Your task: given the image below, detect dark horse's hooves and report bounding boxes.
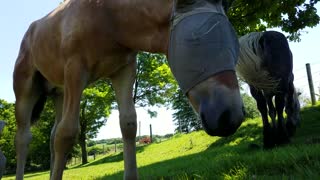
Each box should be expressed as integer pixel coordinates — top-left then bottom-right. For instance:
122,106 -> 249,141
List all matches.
286,121 -> 297,137
263,126 -> 276,149
275,126 -> 291,146
263,124 -> 292,149
248,143 -> 261,150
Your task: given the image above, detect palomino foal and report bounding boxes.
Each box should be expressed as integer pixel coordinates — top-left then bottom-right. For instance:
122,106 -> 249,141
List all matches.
13,0 -> 243,179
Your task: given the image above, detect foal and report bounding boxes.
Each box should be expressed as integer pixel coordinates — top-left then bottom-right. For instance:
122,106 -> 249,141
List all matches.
13,0 -> 243,179
237,31 -> 301,148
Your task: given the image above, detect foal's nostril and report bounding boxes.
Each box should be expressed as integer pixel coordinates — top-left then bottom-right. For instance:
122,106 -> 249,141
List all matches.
200,111 -> 206,123
219,110 -> 231,126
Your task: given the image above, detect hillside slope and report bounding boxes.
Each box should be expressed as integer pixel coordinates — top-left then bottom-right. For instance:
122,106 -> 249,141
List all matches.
4,103 -> 320,180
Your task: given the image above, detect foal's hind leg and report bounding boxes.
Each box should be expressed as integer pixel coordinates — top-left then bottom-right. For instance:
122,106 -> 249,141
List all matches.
250,86 -> 275,148
13,70 -> 44,180
111,60 -> 137,180
51,59 -> 88,180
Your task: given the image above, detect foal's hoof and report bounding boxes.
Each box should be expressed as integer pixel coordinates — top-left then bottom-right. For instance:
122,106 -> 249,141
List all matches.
275,126 -> 291,146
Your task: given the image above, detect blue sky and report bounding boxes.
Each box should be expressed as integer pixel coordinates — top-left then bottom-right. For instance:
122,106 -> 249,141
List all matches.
0,1 -> 319,139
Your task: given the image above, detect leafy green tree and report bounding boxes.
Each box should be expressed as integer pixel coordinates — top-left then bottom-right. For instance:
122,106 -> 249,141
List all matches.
134,52 -> 178,111
78,80 -> 114,164
0,99 -> 16,172
171,89 -> 201,133
241,93 -> 260,119
226,0 -> 320,41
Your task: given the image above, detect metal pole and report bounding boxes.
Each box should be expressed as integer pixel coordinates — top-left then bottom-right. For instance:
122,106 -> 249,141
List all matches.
306,63 -> 316,105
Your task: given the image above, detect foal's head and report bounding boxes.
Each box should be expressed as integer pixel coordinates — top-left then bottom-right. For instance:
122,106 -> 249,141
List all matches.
187,70 -> 244,137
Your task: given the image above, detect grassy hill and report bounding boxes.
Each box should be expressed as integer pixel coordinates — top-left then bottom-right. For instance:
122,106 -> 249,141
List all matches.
4,103 -> 320,179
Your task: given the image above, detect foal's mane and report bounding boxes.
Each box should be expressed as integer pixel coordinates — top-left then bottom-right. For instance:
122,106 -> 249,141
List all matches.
236,32 -> 280,93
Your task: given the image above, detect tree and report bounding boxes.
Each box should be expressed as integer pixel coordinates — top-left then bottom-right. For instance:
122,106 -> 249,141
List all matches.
78,80 -> 114,164
241,93 -> 260,119
134,52 -> 178,106
0,99 -> 56,172
133,52 -> 178,116
226,0 -> 320,41
0,99 -> 16,172
171,89 -> 201,133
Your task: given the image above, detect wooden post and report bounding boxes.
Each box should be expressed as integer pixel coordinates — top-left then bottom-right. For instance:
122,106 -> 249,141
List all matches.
149,124 -> 153,143
114,142 -> 117,152
306,63 -> 316,105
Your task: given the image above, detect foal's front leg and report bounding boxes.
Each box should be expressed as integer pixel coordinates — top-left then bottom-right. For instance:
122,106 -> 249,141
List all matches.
51,59 -> 88,180
111,60 -> 138,180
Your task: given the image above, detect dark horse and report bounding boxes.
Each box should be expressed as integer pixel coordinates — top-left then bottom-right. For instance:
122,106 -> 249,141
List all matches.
13,0 -> 243,179
237,31 -> 301,148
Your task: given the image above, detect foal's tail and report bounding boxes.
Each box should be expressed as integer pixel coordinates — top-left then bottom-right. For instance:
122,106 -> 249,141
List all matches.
30,72 -> 48,124
31,93 -> 47,124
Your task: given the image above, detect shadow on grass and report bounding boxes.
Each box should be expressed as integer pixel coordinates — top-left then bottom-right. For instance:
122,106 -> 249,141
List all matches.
15,171 -> 49,179
93,144 -> 263,180
208,121 -> 262,150
94,105 -> 320,179
93,122 -> 264,179
293,105 -> 320,144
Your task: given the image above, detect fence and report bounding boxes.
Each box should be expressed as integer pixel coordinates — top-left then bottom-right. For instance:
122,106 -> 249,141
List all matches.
293,61 -> 320,105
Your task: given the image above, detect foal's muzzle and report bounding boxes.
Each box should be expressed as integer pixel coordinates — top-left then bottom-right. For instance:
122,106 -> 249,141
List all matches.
200,98 -> 244,137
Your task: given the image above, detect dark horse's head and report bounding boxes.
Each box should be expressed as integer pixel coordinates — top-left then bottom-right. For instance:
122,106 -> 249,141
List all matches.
169,0 -> 244,137
285,86 -> 301,136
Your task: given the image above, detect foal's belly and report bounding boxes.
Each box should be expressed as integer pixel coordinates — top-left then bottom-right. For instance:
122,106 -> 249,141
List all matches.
33,47 -> 135,88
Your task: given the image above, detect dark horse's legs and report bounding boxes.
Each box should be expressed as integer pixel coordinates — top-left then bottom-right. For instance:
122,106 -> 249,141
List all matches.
250,86 -> 275,148
275,93 -> 290,145
266,95 -> 276,127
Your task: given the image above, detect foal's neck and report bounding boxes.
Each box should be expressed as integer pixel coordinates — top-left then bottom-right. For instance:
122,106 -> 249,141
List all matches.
108,0 -> 174,53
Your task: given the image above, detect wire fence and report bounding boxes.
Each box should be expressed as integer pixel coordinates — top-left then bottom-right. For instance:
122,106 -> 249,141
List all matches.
293,62 -> 320,101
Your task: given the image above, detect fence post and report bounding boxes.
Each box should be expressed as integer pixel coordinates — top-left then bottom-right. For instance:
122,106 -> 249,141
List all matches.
149,124 -> 153,143
306,63 -> 316,105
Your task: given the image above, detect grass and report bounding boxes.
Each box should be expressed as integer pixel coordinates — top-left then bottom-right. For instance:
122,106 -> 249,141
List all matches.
3,103 -> 320,179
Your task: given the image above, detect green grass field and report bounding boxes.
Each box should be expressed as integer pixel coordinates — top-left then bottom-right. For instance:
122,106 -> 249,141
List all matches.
4,103 -> 320,179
